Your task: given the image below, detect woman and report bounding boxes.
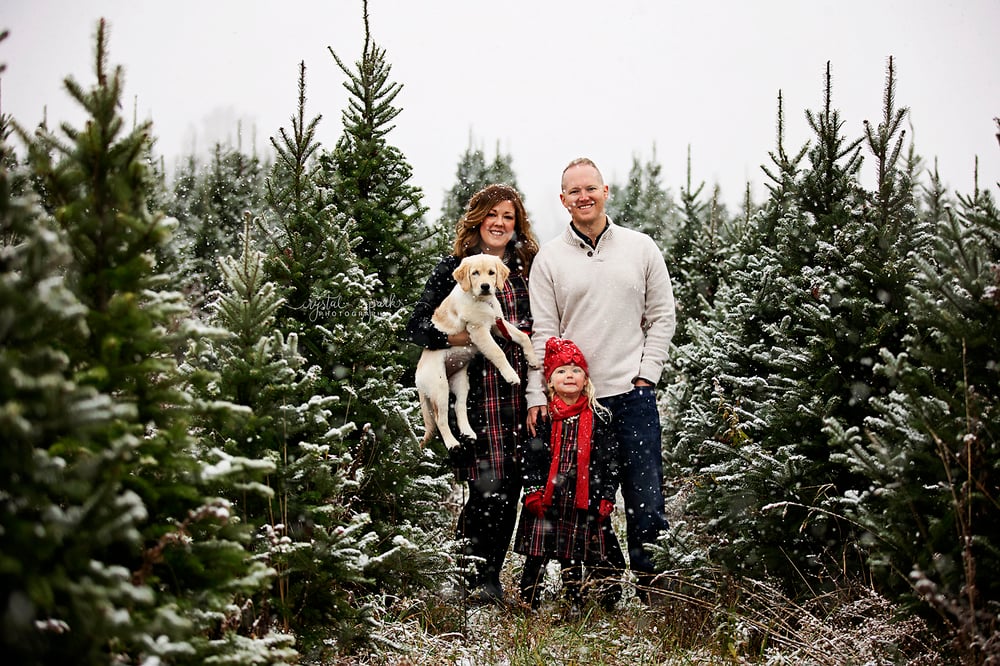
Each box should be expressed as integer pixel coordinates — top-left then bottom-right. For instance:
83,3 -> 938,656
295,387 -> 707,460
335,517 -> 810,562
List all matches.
404,184 -> 539,604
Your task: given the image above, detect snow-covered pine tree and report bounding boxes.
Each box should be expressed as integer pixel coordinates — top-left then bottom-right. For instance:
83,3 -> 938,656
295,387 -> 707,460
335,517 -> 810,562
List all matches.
186,213 -> 377,651
437,142 -> 490,235
839,155 -> 999,657
661,88 -> 805,577
920,159 -> 949,233
168,139 -> 267,306
165,154 -> 201,286
485,142 -> 520,191
436,140 -> 523,257
669,148 -> 740,346
607,147 -> 676,251
321,2 -> 433,305
262,59 -> 454,652
440,141 -> 523,223
142,132 -> 173,221
655,153 -> 744,456
2,95 -> 121,665
664,61 -> 923,596
12,21 -> 294,664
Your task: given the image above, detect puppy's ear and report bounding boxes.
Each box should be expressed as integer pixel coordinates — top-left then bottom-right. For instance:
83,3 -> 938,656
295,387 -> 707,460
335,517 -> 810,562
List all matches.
453,261 -> 471,291
495,259 -> 510,288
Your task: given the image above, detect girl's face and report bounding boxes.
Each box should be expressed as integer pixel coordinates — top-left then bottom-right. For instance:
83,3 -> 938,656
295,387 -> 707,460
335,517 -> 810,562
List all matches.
549,364 -> 586,402
478,200 -> 517,256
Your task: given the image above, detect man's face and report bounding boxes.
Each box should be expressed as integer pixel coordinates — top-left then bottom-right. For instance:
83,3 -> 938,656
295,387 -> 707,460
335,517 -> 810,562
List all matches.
560,164 -> 609,227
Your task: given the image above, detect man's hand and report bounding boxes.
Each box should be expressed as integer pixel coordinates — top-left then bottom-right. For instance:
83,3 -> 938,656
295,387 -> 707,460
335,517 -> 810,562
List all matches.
527,405 -> 549,436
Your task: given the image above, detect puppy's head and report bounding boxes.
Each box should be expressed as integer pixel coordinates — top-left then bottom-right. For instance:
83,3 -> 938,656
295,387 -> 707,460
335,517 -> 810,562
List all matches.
453,254 -> 510,297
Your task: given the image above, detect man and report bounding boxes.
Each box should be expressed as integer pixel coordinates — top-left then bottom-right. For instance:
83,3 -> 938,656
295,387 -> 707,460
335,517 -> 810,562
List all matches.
526,157 -> 676,601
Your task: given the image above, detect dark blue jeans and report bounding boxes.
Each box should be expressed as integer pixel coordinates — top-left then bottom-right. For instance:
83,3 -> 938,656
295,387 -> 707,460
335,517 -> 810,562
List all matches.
601,385 -> 669,574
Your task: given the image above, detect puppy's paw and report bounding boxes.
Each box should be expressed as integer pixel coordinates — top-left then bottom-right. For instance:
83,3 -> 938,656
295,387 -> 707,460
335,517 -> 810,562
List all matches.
459,426 -> 477,440
502,372 -> 522,385
523,352 -> 541,370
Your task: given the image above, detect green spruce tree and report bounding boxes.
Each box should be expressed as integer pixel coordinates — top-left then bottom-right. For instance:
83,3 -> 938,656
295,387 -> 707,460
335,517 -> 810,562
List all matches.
1,90 -> 122,665
321,2 -> 432,304
664,61 -> 923,596
11,21 -> 293,664
669,148 -> 739,344
262,59 -> 454,655
607,147 -> 675,249
437,140 -> 489,233
169,138 -> 267,304
840,157 -> 999,660
485,141 -> 519,189
186,213 -> 378,651
436,139 -> 523,254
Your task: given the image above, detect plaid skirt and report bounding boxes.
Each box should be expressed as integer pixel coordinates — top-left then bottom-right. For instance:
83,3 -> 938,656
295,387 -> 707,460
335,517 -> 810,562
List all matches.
514,498 -> 621,564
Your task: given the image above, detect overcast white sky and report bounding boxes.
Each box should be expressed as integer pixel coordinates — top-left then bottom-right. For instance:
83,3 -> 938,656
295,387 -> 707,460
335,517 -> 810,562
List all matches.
4,0 -> 998,241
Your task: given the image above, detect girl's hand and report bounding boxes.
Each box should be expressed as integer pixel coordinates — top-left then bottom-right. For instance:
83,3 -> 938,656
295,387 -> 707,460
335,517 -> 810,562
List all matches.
524,490 -> 546,518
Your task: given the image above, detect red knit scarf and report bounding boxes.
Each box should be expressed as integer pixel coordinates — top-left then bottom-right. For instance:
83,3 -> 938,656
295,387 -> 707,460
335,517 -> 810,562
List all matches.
541,395 -> 592,510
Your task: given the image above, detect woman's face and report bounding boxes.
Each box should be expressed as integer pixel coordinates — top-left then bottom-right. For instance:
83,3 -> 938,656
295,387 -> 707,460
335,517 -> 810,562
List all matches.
477,200 -> 517,256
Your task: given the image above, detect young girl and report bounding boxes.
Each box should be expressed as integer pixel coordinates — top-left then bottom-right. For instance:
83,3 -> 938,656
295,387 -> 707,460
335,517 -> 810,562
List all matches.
513,337 -> 626,611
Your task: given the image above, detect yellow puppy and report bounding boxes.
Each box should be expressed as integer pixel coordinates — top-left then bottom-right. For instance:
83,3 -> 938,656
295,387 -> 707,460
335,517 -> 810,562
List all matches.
415,254 -> 540,450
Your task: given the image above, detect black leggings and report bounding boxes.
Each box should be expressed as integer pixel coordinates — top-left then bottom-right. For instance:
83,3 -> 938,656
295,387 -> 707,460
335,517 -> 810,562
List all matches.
457,473 -> 521,589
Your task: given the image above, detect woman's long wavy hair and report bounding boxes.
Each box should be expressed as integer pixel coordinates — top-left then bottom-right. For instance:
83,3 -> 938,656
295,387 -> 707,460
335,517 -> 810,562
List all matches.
453,184 -> 539,277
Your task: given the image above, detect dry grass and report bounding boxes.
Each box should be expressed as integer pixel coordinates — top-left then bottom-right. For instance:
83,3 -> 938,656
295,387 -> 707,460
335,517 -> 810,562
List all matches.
296,484 -> 957,665
306,557 -> 947,666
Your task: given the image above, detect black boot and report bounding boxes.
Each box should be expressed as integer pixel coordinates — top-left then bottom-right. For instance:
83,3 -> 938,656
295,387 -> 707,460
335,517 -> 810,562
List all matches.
561,560 -> 584,606
587,561 -> 623,611
519,556 -> 545,610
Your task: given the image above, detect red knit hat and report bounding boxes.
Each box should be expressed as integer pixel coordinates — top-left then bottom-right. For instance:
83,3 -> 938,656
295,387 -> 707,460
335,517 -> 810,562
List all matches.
543,337 -> 589,381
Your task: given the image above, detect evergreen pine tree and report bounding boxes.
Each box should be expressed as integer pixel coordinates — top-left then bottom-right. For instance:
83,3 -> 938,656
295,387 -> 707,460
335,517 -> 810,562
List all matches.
668,148 -> 739,345
164,154 -> 202,292
186,213 -> 377,649
663,91 -> 809,568
11,21 -> 293,664
1,90 -> 119,665
840,156 -> 999,657
664,61 -> 923,596
169,139 -> 267,304
437,141 -> 489,232
436,139 -> 522,254
485,141 -> 519,188
321,2 -> 433,304
607,147 -> 675,249
262,60 -> 454,652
